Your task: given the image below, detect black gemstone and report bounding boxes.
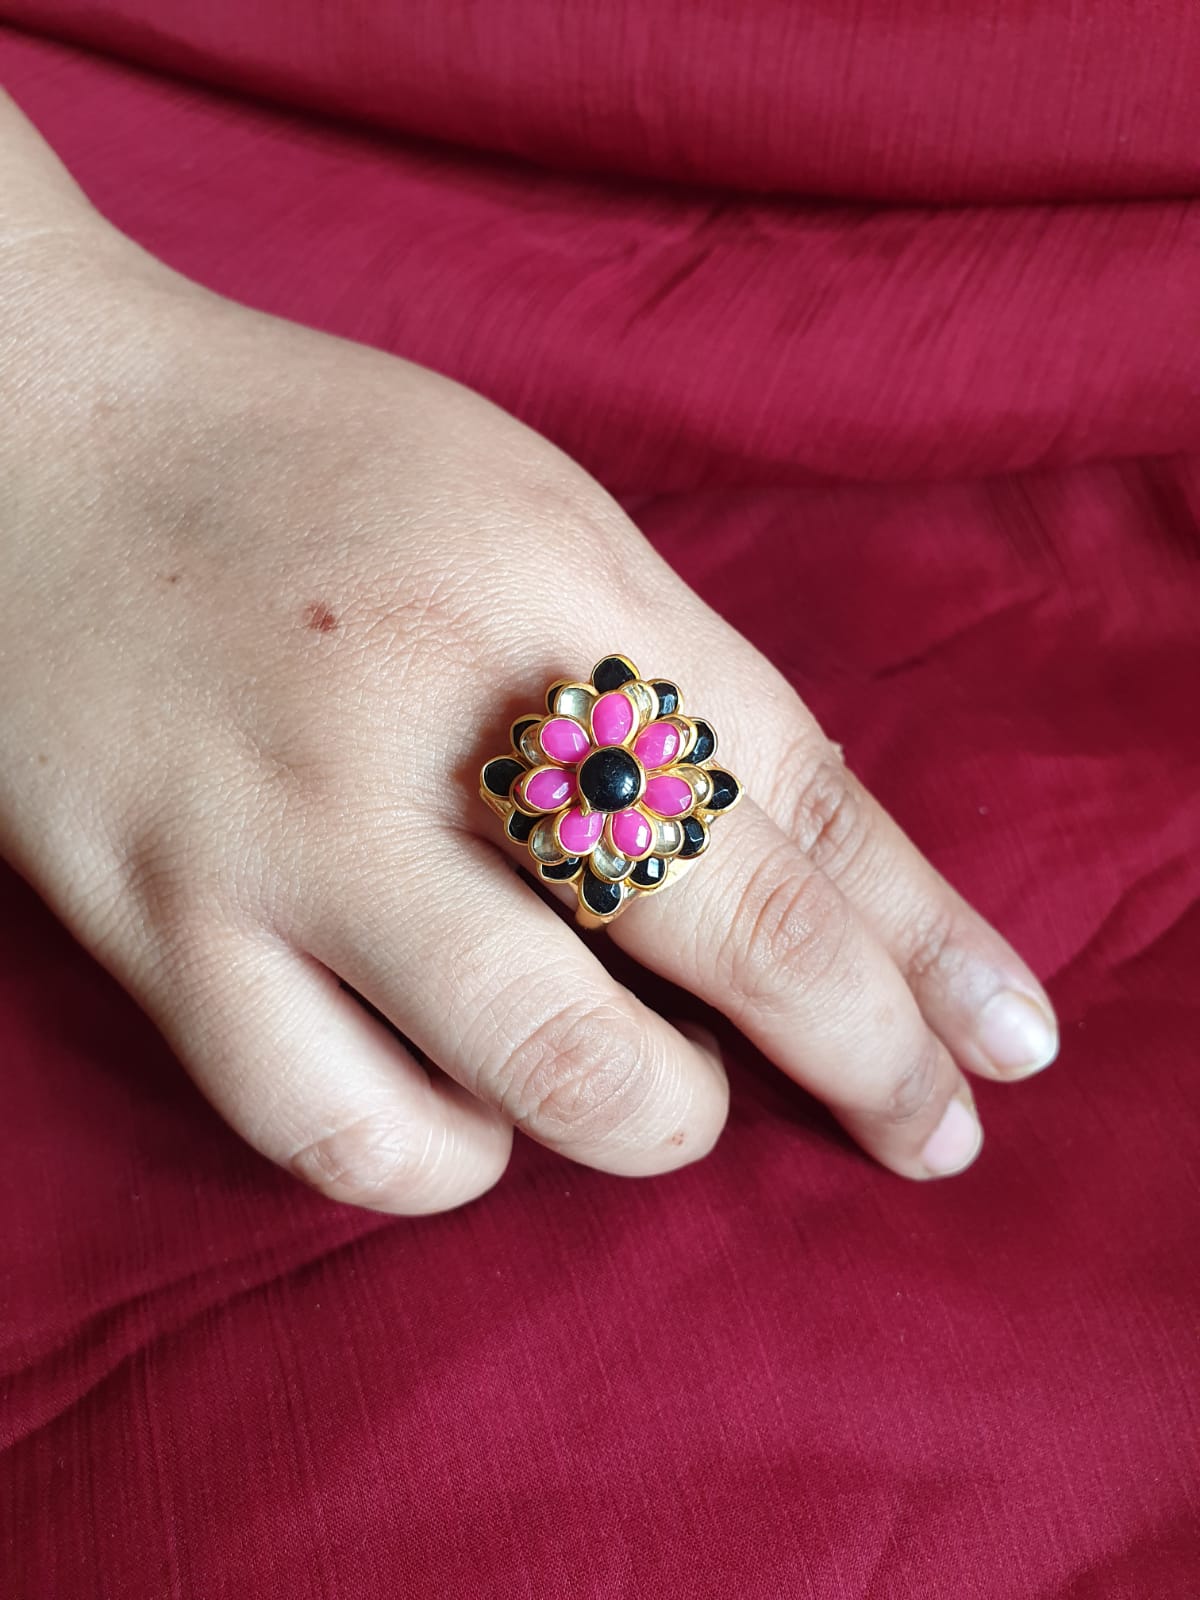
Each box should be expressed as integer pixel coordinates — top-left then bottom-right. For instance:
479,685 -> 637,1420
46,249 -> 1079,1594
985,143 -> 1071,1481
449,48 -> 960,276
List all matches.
680,816 -> 708,858
706,770 -> 740,810
581,871 -> 623,916
690,720 -> 717,763
651,680 -> 680,716
578,747 -> 641,812
539,856 -> 582,882
511,717 -> 539,750
592,656 -> 637,693
631,855 -> 667,888
544,680 -> 569,712
483,757 -> 525,798
506,809 -> 536,842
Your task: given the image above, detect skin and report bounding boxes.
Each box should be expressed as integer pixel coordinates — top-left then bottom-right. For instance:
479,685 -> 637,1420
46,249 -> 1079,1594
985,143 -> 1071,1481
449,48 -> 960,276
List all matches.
0,98 -> 1058,1214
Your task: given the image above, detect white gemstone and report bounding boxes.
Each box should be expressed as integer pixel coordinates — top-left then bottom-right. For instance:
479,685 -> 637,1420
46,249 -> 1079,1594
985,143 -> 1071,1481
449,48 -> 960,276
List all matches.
552,683 -> 596,722
672,717 -> 698,760
590,840 -> 631,882
679,765 -> 712,807
529,816 -> 565,863
653,817 -> 685,856
626,679 -> 658,727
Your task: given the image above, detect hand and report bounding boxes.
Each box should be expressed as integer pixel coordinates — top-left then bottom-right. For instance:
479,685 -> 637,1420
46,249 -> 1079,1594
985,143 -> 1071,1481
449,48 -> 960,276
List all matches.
0,162 -> 1058,1214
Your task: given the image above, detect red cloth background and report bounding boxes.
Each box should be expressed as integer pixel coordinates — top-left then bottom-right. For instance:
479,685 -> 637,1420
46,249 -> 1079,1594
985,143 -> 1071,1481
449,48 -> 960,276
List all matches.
2,9 -> 1199,1597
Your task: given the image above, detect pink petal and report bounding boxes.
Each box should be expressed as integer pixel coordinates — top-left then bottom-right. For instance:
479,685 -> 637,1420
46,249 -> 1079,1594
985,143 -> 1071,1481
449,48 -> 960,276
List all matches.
643,774 -> 693,818
539,717 -> 591,765
633,719 -> 681,770
558,807 -> 605,855
591,690 -> 635,747
522,767 -> 576,812
611,808 -> 653,857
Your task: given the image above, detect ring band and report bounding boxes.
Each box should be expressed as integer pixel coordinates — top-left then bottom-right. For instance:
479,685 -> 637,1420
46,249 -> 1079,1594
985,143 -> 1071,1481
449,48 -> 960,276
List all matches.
480,653 -> 742,926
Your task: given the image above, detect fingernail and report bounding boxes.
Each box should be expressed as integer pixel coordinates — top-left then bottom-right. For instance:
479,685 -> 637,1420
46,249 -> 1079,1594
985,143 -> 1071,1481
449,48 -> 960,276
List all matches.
920,1097 -> 983,1177
977,990 -> 1059,1079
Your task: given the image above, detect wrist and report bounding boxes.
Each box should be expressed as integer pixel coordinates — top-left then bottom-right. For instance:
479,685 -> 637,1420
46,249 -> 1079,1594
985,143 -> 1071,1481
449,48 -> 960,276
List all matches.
0,93 -> 200,452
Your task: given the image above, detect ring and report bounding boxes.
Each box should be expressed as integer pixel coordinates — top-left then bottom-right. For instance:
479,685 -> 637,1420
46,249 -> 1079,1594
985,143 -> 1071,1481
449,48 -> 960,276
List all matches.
479,653 -> 742,926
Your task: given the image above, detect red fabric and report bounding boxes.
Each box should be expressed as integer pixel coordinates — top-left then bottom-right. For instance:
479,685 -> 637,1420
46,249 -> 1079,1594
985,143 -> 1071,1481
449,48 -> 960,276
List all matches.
2,12 -> 1199,1598
5,0 -> 1200,201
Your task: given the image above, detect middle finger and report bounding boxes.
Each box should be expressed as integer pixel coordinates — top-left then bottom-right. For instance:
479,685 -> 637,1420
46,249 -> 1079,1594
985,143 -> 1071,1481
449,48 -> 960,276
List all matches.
609,797 -> 985,1180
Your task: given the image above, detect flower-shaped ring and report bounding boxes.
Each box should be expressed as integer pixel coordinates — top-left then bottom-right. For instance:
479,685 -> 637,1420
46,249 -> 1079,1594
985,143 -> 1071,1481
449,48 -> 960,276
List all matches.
479,654 -> 742,926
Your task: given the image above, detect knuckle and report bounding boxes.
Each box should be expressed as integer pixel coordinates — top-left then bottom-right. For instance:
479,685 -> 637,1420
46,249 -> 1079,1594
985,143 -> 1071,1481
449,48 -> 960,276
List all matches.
880,1037 -> 945,1126
900,902 -> 964,988
500,1000 -> 653,1148
722,851 -> 860,1010
99,818 -> 205,940
784,752 -> 868,876
288,1112 -> 440,1211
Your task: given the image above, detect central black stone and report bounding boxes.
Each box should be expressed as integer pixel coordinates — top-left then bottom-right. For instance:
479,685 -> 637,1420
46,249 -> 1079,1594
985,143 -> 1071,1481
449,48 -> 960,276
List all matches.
578,747 -> 641,812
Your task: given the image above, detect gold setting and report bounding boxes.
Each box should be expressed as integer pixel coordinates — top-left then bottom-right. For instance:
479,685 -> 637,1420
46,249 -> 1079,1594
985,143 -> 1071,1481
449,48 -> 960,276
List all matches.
480,654 -> 742,927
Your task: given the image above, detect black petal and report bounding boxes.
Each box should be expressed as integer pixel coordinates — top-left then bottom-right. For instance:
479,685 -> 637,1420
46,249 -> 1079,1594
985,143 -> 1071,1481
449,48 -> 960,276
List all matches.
680,816 -> 708,858
483,757 -> 525,798
544,680 -> 570,713
690,720 -> 717,763
539,856 -> 583,882
511,717 -> 539,750
630,855 -> 668,888
506,809 -> 537,842
706,770 -> 740,811
592,655 -> 637,693
580,871 -> 623,917
651,680 -> 680,716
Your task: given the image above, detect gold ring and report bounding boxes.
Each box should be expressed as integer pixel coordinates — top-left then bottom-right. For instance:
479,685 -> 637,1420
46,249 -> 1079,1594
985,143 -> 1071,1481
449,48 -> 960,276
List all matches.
480,653 -> 742,927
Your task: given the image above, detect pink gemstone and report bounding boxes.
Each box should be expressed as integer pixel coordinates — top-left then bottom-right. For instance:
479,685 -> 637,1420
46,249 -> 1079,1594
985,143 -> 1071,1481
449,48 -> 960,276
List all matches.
643,774 -> 693,818
633,720 -> 681,770
539,716 -> 591,765
558,807 -> 604,855
592,690 -> 635,747
523,767 -> 576,811
611,808 -> 653,857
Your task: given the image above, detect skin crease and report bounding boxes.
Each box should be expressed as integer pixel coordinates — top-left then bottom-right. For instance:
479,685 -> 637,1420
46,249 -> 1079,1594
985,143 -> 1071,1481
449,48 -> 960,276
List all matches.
0,97 -> 1058,1214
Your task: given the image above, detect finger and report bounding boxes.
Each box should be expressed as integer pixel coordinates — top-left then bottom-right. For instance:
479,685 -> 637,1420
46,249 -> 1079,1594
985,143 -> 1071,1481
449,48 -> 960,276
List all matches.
140,928 -> 513,1214
624,601 -> 1060,1083
743,696 -> 1059,1082
298,831 -> 730,1178
610,799 -> 984,1180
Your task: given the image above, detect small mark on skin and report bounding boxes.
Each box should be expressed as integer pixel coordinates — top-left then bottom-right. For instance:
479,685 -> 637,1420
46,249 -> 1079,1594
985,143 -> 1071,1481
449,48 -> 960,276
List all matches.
305,602 -> 340,634
37,753 -> 48,766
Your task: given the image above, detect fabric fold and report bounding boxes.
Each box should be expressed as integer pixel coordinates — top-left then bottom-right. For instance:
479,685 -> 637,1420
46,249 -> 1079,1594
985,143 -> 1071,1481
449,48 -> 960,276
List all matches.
5,1 -> 1200,201
4,28 -> 1199,496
